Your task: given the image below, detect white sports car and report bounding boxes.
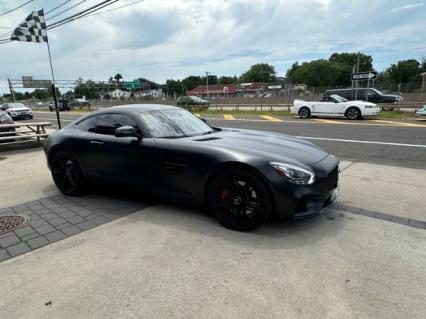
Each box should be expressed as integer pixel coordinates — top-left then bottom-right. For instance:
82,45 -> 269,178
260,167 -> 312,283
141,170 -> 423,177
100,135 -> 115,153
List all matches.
291,94 -> 380,120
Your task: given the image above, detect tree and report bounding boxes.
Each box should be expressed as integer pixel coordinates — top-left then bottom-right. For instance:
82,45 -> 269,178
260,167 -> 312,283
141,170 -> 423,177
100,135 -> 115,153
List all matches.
113,73 -> 123,82
32,89 -> 50,100
74,80 -> 102,99
240,63 -> 276,83
386,59 -> 421,84
287,52 -> 374,87
162,79 -> 183,95
182,76 -> 203,91
329,52 -> 373,73
137,78 -> 160,90
218,75 -> 238,84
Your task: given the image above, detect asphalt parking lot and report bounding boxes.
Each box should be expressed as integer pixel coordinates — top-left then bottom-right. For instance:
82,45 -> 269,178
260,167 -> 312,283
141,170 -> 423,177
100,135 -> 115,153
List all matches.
0,112 -> 425,318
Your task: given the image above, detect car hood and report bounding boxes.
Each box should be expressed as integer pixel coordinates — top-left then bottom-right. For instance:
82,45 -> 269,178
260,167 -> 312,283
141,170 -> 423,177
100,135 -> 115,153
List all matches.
9,107 -> 31,112
192,128 -> 329,165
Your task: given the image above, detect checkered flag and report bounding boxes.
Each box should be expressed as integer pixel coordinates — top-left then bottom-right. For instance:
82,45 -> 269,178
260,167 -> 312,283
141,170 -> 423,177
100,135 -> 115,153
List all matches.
10,10 -> 48,43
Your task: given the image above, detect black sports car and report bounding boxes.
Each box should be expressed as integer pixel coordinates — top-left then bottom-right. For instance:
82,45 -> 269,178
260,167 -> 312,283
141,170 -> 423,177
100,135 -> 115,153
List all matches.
44,104 -> 339,231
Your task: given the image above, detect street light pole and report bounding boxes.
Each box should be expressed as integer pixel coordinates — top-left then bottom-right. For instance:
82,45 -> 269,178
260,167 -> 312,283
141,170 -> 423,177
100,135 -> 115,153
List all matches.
205,71 -> 210,99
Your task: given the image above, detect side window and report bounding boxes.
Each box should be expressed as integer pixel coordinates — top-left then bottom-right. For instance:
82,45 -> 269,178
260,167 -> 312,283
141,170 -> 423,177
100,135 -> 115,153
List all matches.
77,114 -> 140,135
95,114 -> 117,135
76,116 -> 97,132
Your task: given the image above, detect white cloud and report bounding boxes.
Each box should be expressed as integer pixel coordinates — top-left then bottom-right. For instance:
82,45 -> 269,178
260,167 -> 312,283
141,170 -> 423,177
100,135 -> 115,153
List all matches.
388,1 -> 424,13
0,0 -> 425,93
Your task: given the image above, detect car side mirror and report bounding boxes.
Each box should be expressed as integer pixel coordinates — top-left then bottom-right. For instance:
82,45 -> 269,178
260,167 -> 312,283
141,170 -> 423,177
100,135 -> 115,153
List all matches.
0,106 -> 6,110
114,126 -> 139,139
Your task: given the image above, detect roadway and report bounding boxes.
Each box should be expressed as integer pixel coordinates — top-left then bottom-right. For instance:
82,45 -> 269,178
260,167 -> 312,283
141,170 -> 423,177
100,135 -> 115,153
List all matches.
30,111 -> 426,169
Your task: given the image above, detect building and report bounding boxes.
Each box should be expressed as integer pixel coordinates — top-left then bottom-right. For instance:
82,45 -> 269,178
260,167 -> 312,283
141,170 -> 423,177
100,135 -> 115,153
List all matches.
110,89 -> 131,99
187,84 -> 238,97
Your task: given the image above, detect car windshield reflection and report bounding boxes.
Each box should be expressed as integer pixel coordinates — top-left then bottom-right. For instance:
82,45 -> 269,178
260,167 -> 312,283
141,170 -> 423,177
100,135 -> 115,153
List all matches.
140,109 -> 213,138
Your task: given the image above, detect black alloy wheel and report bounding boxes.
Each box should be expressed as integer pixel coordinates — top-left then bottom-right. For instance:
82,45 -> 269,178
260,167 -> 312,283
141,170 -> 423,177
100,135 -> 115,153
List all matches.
346,107 -> 361,120
299,107 -> 311,119
207,169 -> 272,231
50,151 -> 84,195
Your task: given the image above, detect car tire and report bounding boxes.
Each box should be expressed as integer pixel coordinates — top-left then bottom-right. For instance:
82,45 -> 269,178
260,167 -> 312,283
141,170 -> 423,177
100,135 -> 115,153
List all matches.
207,169 -> 272,231
381,105 -> 395,111
50,151 -> 85,196
346,107 -> 361,120
298,107 -> 311,119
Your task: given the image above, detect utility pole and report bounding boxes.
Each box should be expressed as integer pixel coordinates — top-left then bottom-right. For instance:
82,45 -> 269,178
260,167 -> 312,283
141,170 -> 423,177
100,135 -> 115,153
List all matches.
7,78 -> 16,102
354,53 -> 360,100
205,71 -> 210,99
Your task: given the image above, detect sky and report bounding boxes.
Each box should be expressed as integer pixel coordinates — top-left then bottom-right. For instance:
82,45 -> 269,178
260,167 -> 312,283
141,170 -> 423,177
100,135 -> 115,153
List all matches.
0,0 -> 425,93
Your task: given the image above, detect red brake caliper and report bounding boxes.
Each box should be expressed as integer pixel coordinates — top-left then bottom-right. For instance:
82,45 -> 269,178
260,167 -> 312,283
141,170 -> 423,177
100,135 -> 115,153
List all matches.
220,188 -> 230,212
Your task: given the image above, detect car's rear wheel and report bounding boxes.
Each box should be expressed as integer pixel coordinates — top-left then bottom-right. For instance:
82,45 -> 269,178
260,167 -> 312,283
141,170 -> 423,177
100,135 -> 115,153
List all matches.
207,169 -> 272,231
299,107 -> 311,119
50,151 -> 84,195
346,107 -> 361,120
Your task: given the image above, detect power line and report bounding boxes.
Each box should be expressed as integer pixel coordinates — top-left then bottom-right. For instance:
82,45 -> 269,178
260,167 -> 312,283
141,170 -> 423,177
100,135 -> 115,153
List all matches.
47,0 -> 119,30
83,0 -> 144,18
45,0 -> 74,15
0,0 -> 34,18
46,0 -> 89,21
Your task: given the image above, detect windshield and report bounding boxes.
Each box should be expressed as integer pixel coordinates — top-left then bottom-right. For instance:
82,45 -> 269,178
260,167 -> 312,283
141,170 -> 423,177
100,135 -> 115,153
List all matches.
330,94 -> 348,103
140,109 -> 213,138
369,88 -> 383,95
8,103 -> 26,109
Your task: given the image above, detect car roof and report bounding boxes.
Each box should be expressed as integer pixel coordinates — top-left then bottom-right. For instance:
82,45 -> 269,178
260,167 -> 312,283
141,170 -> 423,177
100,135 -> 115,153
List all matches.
94,104 -> 180,115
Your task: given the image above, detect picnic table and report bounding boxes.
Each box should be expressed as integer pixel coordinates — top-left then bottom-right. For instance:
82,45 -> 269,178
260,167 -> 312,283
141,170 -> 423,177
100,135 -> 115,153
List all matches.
0,122 -> 52,145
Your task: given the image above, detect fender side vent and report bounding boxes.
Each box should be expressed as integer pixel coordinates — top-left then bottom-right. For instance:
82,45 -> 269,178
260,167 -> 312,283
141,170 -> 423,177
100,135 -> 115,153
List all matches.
163,159 -> 188,175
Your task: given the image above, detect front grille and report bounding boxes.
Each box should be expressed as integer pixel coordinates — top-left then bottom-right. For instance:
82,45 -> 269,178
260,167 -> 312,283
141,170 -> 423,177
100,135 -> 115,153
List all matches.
326,167 -> 339,190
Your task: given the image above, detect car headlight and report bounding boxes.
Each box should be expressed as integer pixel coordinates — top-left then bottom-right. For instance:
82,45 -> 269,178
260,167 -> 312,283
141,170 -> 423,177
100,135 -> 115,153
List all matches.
270,162 -> 315,185
364,105 -> 374,109
0,114 -> 10,121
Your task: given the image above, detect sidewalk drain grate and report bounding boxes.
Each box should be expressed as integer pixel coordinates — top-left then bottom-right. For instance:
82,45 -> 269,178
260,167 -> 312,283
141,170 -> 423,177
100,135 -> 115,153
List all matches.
0,215 -> 28,234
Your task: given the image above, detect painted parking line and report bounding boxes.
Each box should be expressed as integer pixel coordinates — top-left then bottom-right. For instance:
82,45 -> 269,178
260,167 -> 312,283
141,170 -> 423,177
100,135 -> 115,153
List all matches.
259,115 -> 283,122
297,136 -> 426,148
312,119 -> 349,125
223,114 -> 236,120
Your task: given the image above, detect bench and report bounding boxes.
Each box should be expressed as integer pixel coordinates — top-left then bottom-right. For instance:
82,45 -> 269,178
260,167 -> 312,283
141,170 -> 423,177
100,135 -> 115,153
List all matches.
0,122 -> 52,146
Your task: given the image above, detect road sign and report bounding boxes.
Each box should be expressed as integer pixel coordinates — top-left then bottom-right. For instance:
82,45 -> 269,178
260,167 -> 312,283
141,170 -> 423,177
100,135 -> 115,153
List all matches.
21,76 -> 52,88
124,81 -> 141,89
351,71 -> 377,81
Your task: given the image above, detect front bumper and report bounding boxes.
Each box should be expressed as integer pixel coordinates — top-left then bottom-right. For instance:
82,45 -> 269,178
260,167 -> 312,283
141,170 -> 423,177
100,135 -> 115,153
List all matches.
269,154 -> 339,219
292,188 -> 337,219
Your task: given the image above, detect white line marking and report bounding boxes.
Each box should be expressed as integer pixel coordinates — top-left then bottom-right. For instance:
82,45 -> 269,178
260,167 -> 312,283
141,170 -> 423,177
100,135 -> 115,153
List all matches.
297,136 -> 426,148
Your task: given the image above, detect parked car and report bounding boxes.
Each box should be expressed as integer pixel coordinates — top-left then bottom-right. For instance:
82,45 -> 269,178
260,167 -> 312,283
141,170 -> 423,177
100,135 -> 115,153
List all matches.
292,94 -> 380,120
44,104 -> 339,231
69,100 -> 91,108
323,88 -> 403,110
0,110 -> 16,141
415,105 -> 426,117
49,99 -> 70,111
177,96 -> 209,107
0,102 -> 33,120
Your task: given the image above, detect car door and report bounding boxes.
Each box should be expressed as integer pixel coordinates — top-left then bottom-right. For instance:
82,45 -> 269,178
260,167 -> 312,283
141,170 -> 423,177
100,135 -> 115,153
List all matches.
75,113 -> 158,187
312,100 -> 337,116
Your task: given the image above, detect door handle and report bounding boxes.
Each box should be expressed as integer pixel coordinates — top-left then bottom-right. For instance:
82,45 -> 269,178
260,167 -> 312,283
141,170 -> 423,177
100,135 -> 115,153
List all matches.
90,140 -> 104,146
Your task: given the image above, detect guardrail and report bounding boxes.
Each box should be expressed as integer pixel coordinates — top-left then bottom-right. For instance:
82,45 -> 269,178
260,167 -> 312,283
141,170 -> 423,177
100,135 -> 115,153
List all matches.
0,122 -> 52,146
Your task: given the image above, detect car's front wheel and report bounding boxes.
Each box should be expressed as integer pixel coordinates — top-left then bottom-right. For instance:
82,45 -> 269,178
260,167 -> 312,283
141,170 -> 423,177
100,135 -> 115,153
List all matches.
50,151 -> 85,195
207,169 -> 272,231
346,107 -> 361,120
298,107 -> 311,119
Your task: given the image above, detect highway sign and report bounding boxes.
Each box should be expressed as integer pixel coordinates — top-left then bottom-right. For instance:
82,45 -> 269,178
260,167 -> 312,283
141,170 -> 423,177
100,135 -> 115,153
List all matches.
22,76 -> 52,88
124,81 -> 141,89
352,71 -> 377,81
